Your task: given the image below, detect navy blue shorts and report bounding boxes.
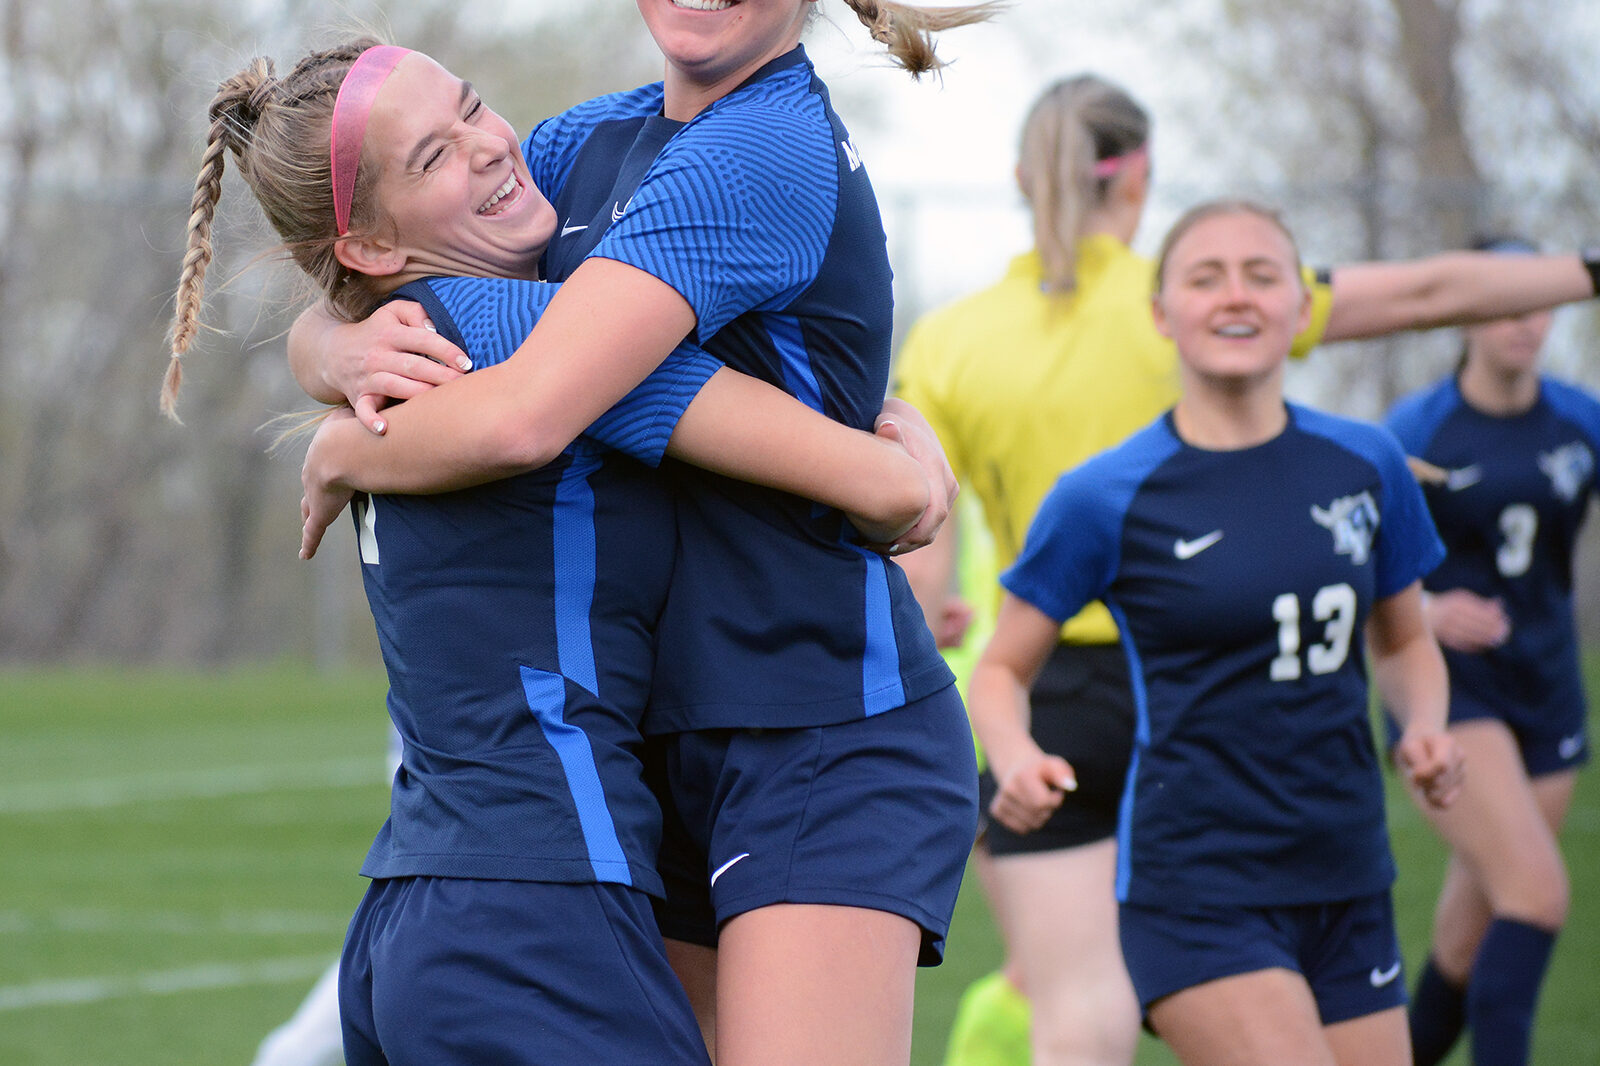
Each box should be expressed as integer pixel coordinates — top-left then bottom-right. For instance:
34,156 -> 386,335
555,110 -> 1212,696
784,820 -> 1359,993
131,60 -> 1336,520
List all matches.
650,683 -> 978,965
1119,892 -> 1406,1025
979,643 -> 1134,854
1384,697 -> 1589,778
339,876 -> 709,1066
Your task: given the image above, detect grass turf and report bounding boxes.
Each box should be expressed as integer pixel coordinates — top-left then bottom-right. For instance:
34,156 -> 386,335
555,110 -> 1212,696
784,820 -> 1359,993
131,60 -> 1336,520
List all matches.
0,666 -> 1592,1064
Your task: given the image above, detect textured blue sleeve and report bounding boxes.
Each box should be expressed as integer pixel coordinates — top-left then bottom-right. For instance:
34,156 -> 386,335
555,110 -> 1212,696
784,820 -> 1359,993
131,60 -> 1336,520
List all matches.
424,276 -> 721,467
589,76 -> 837,340
584,346 -> 721,466
524,84 -> 665,207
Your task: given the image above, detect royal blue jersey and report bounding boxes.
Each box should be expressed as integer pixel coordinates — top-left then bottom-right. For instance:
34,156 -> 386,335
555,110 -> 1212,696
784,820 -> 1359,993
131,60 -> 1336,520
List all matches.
528,48 -> 952,731
1004,404 -> 1444,907
353,277 -> 717,892
1387,376 -> 1600,728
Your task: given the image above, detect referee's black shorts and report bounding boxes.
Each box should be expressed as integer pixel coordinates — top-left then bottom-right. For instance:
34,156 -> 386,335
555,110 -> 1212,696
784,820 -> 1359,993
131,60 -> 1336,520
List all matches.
978,642 -> 1134,855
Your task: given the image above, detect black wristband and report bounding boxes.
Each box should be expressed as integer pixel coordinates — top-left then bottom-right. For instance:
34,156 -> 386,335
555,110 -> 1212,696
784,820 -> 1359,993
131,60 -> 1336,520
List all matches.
1582,248 -> 1600,296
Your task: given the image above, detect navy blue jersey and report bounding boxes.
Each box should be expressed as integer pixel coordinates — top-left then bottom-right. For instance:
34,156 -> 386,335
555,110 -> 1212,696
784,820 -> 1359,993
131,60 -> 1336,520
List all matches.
1004,405 -> 1444,907
527,48 -> 951,730
354,277 -> 716,892
1387,376 -> 1600,729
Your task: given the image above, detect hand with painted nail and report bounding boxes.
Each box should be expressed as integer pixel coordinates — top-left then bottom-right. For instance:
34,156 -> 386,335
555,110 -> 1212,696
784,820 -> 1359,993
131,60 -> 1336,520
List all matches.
989,747 -> 1077,835
292,300 -> 471,435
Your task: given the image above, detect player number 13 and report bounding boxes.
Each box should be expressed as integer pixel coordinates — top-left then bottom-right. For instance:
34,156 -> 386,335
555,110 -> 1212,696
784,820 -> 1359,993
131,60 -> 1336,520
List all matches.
1269,583 -> 1357,681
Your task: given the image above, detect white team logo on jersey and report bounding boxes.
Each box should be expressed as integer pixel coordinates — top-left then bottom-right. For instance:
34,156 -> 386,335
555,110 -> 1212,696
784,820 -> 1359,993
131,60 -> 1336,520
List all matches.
1310,490 -> 1379,566
610,195 -> 634,223
1538,441 -> 1593,503
840,138 -> 863,172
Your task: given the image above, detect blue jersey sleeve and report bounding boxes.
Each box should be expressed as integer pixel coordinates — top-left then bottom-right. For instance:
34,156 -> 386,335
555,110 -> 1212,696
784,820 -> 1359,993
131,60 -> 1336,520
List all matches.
1542,378 -> 1600,500
589,74 -> 837,341
1003,420 -> 1179,622
417,276 -> 721,467
523,84 -> 664,208
1002,463 -> 1126,624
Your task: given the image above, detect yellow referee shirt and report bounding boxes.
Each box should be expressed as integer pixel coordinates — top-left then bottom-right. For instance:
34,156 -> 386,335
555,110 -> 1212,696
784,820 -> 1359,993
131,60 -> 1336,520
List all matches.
894,235 -> 1334,645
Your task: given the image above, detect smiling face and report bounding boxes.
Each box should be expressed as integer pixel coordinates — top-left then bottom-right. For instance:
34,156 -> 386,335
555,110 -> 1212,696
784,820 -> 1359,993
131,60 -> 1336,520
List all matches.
352,53 -> 556,282
1152,208 -> 1311,389
636,0 -> 813,118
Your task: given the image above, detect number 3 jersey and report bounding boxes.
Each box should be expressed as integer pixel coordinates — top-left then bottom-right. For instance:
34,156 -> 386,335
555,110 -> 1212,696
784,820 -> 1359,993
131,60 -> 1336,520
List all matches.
1386,376 -> 1600,733
1003,404 -> 1444,908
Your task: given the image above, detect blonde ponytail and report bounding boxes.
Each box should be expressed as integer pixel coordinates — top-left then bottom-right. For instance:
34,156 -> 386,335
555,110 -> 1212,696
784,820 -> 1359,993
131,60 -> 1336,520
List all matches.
834,0 -> 1005,77
1016,75 -> 1148,293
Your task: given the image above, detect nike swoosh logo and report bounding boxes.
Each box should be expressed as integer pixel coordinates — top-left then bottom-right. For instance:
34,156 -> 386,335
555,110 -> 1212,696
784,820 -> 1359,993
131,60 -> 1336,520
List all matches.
1173,530 -> 1224,559
560,221 -> 588,237
709,852 -> 751,887
1559,733 -> 1585,760
1369,961 -> 1402,987
1446,465 -> 1483,491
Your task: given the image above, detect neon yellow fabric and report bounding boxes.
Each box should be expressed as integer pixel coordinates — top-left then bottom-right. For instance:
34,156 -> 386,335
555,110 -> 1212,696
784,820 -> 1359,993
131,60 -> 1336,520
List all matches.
895,236 -> 1333,644
942,970 -> 1032,1066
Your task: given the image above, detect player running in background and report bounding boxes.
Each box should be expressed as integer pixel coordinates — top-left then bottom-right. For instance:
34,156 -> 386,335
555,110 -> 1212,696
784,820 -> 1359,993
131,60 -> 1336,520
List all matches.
970,199 -> 1461,1066
893,73 -> 1600,1066
1385,236 -> 1596,1066
169,37 -> 953,1065
287,5 -> 1001,1064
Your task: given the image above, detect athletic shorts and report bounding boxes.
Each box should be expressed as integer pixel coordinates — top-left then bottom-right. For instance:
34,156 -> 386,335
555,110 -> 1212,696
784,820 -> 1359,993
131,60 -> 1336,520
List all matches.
339,876 -> 709,1066
1383,696 -> 1590,778
1119,892 -> 1406,1025
650,683 -> 978,965
979,643 -> 1134,855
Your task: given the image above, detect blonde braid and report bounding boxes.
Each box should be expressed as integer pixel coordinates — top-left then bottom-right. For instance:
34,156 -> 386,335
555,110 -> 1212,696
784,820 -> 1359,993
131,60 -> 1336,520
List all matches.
162,60 -> 277,421
835,0 -> 1006,77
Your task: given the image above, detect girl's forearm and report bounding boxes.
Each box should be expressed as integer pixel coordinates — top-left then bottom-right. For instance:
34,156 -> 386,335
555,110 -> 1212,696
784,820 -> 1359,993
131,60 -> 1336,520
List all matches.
1375,637 -> 1448,735
665,368 -> 928,536
1325,253 -> 1592,341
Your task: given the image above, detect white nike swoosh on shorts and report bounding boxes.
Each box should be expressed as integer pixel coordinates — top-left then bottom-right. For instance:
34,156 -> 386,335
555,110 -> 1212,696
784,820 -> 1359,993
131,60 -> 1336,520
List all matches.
1369,961 -> 1402,987
710,852 -> 751,888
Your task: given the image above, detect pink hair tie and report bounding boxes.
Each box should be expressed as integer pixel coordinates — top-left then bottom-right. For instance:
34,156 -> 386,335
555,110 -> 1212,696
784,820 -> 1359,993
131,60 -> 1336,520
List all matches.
330,45 -> 412,236
1093,143 -> 1148,181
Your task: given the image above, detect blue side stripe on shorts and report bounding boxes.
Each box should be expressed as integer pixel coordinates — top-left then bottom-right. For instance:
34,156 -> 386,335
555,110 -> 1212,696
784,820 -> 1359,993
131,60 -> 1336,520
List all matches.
852,545 -> 904,715
554,453 -> 602,696
519,665 -> 632,886
1107,599 -> 1149,903
767,313 -> 825,414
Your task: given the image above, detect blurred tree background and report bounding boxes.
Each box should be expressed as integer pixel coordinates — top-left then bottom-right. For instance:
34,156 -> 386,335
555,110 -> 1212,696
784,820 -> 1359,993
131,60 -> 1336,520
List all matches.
2,0 -> 1597,666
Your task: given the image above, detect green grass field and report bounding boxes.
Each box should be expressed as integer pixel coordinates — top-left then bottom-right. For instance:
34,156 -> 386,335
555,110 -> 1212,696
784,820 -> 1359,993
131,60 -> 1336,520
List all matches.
0,667 -> 1593,1065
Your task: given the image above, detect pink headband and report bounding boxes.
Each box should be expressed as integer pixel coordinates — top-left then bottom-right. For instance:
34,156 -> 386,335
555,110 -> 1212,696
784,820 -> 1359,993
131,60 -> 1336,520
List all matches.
330,45 -> 412,236
1093,143 -> 1148,181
